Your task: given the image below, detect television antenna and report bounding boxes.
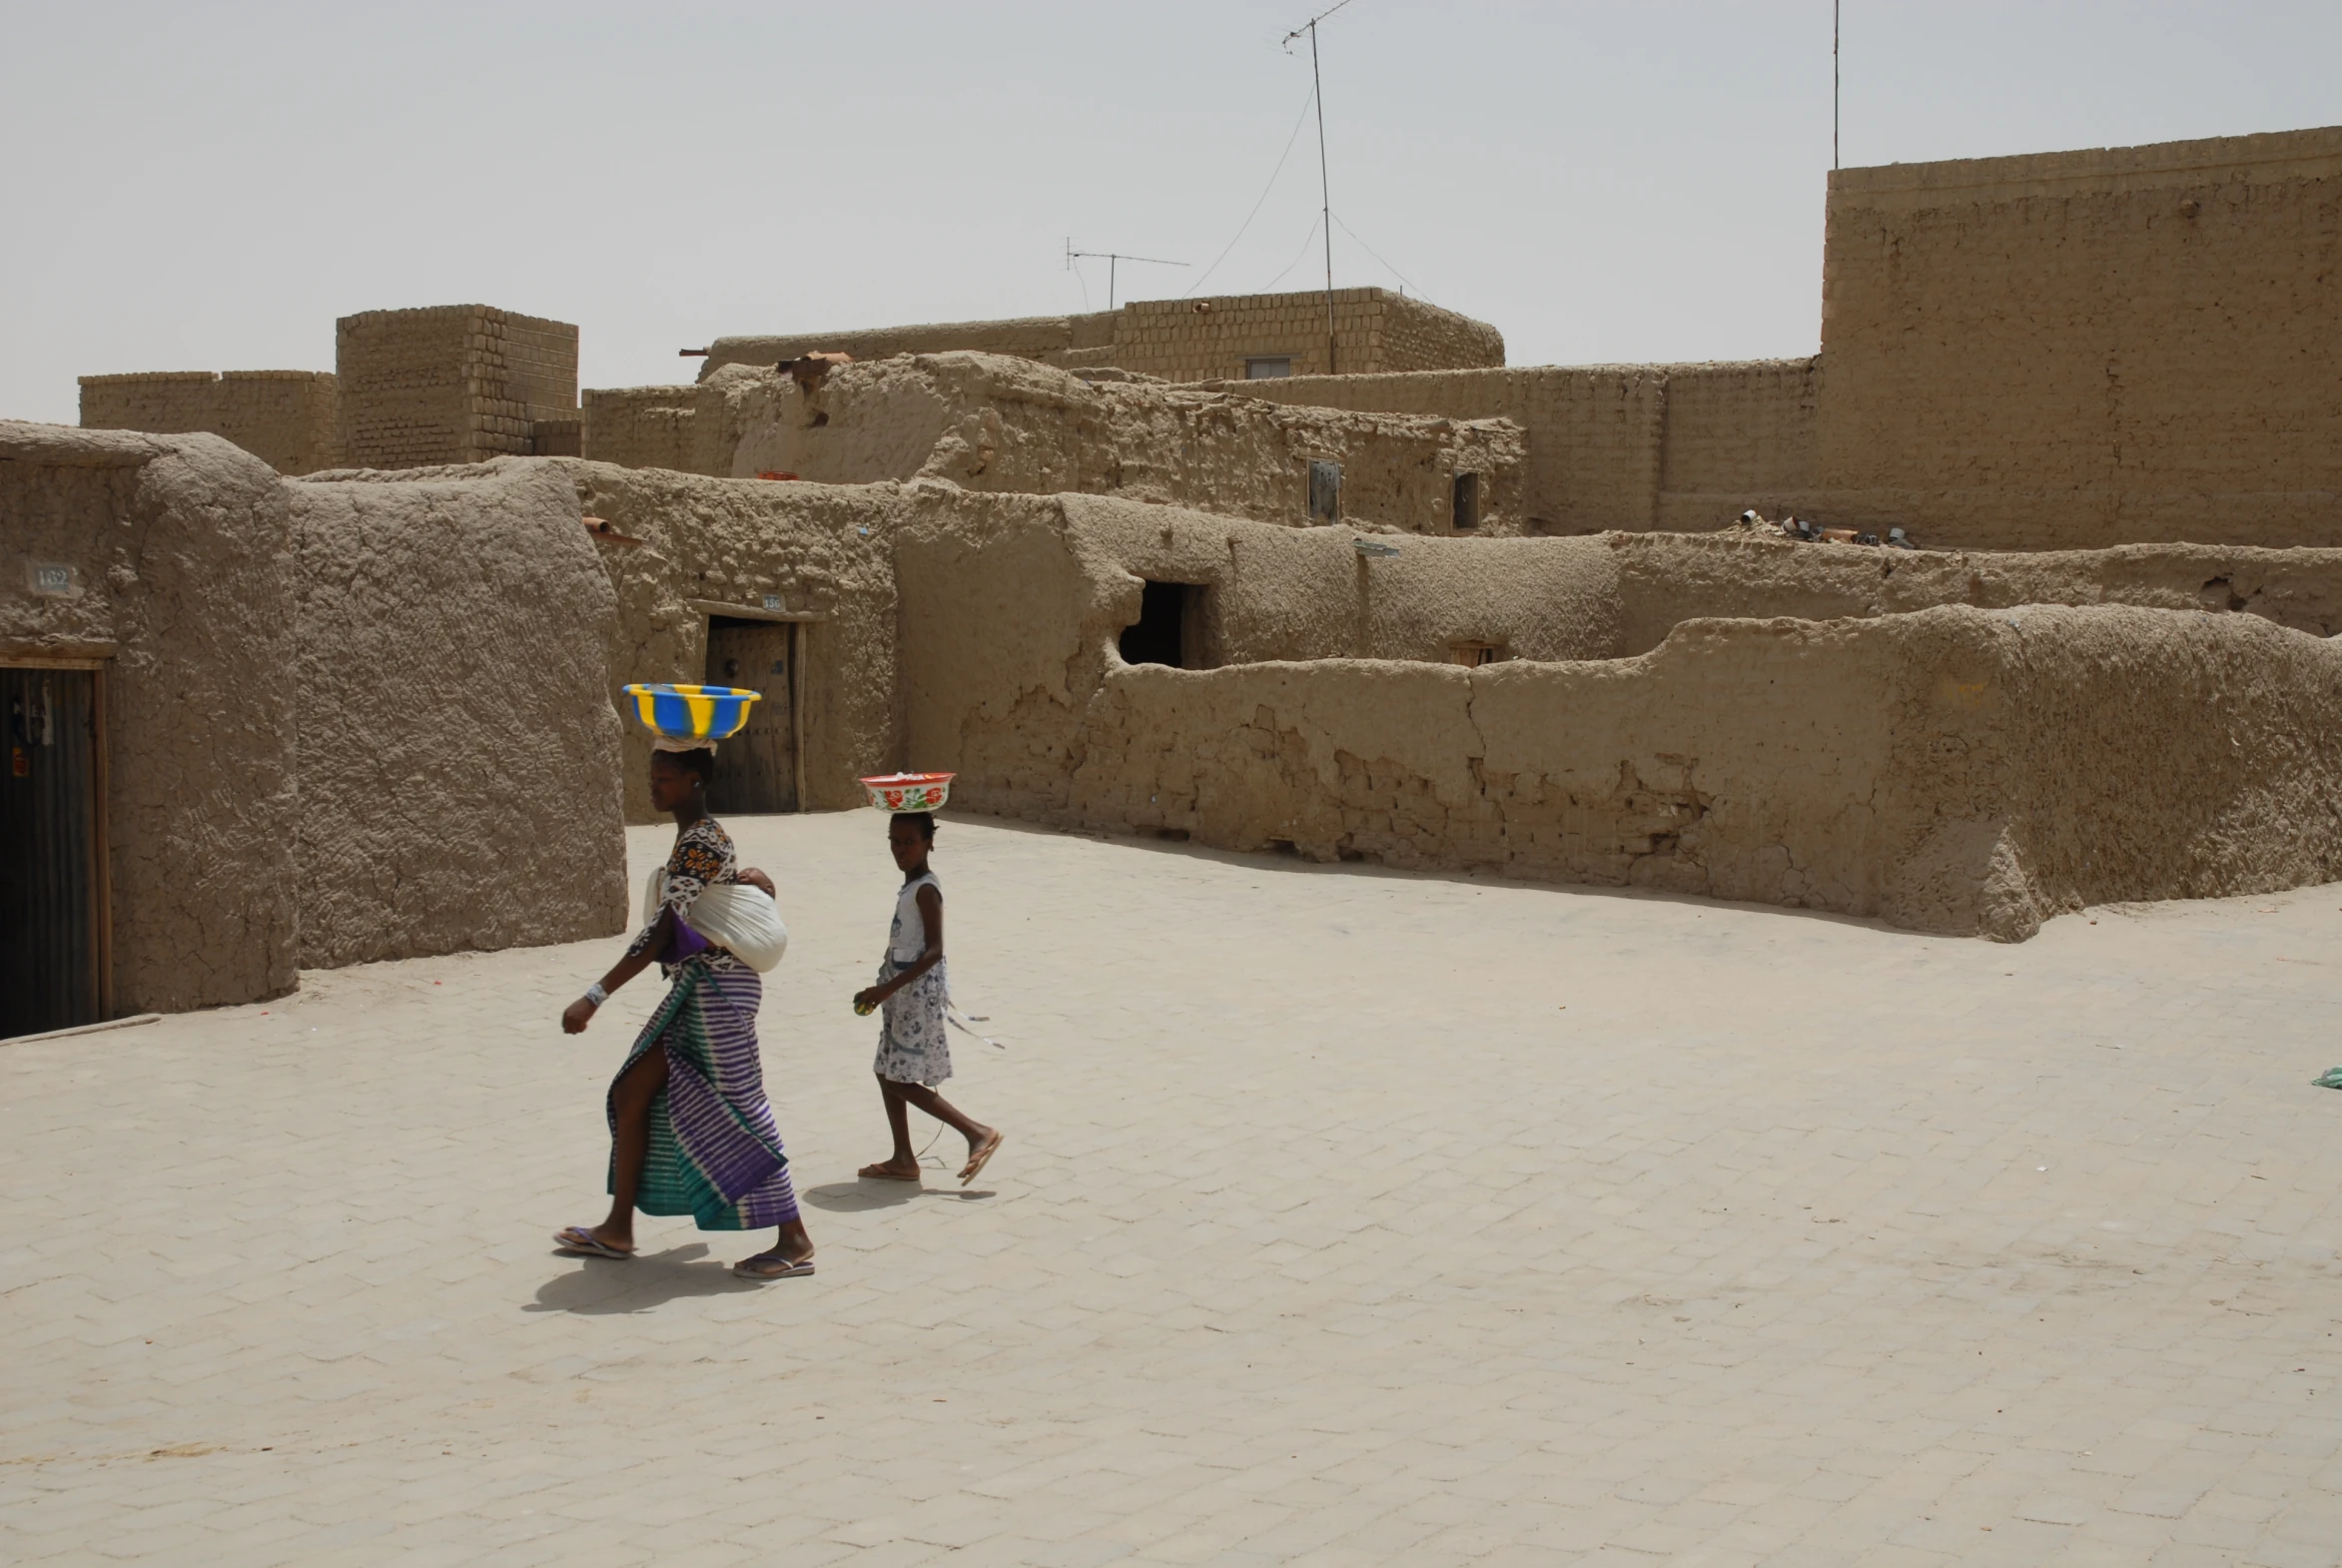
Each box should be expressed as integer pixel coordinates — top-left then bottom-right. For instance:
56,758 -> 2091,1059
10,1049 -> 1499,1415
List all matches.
1282,0 -> 1355,374
1064,241 -> 1188,311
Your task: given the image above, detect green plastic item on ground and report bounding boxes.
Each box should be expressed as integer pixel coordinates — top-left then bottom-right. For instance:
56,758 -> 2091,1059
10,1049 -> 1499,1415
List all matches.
2314,1067 -> 2342,1090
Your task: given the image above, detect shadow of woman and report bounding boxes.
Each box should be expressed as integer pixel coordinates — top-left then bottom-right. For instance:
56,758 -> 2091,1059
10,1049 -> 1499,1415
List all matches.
525,1242 -> 766,1314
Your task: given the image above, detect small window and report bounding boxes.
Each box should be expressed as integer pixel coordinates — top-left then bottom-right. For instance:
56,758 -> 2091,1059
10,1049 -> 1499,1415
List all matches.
1451,641 -> 1508,667
1120,581 -> 1212,669
1307,459 -> 1341,524
1245,357 -> 1293,380
1451,471 -> 1480,531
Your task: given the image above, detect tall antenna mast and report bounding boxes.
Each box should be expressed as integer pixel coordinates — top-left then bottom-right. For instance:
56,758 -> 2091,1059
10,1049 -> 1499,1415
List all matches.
1064,240 -> 1188,311
1833,0 -> 1841,170
1284,0 -> 1354,375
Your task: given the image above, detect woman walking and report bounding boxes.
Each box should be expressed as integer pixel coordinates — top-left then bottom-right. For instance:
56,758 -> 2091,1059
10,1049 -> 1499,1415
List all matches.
854,811 -> 1004,1186
554,746 -> 814,1280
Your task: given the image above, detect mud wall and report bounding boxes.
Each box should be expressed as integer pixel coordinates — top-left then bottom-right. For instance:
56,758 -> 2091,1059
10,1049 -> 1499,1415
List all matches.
78,371 -> 344,475
533,460 -> 908,823
1605,532 -> 2342,653
705,354 -> 1527,535
701,313 -> 1118,379
695,290 -> 1503,385
286,464 -> 628,968
0,423 -> 299,1013
1816,126 -> 2342,549
1243,365 -> 1686,534
897,497 -> 2342,938
1060,606 -> 2342,941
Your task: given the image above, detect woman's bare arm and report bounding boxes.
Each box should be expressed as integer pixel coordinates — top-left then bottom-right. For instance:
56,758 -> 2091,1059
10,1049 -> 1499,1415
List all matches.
561,906 -> 674,1033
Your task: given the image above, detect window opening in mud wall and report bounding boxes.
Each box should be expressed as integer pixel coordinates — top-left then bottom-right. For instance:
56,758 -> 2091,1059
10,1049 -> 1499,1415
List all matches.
1120,581 -> 1214,669
1451,641 -> 1508,667
1307,459 -> 1342,524
1245,357 -> 1293,380
1451,471 -> 1480,531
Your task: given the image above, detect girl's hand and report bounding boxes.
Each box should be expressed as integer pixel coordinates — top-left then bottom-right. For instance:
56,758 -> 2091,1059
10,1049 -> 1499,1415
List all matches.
561,998 -> 597,1034
852,987 -> 881,1012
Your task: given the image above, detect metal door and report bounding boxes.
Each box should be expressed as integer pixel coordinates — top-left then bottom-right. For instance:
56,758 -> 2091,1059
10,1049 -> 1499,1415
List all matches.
2,667 -> 102,1039
706,620 -> 799,814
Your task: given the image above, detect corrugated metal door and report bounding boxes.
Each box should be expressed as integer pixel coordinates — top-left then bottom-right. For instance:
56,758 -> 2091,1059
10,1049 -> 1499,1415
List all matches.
2,668 -> 101,1039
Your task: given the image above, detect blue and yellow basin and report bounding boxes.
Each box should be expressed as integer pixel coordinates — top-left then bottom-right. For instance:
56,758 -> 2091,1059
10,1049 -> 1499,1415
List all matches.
622,683 -> 761,743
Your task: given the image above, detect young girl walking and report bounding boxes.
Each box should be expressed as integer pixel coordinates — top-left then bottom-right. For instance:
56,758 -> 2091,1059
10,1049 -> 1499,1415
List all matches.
852,812 -> 1004,1185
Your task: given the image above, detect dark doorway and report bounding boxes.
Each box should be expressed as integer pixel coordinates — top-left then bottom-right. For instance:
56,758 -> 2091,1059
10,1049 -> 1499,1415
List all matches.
3,667 -> 103,1039
1451,471 -> 1481,531
1120,581 -> 1214,669
705,617 -> 799,814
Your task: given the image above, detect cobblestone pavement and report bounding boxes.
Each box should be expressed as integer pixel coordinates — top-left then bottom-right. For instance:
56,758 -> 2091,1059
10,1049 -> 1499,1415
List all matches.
6,812 -> 2342,1567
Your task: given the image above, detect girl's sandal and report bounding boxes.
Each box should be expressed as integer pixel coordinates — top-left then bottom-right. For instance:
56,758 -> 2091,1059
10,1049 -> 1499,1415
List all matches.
733,1249 -> 816,1280
960,1131 -> 1005,1185
857,1163 -> 922,1181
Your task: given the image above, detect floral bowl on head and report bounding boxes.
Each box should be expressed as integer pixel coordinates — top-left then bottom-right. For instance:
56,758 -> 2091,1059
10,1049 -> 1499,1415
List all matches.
623,683 -> 761,743
860,772 -> 955,813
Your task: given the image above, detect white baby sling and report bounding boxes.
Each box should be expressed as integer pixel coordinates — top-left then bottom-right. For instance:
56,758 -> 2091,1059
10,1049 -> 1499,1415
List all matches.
641,868 -> 789,973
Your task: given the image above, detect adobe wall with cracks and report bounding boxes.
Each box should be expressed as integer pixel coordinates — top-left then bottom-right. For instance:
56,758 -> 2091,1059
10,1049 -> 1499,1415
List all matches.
290,456 -> 910,827
1604,532 -> 2342,653
696,354 -> 1528,535
1059,606 -> 2342,942
0,423 -> 299,1013
285,462 -> 629,968
896,496 -> 2342,939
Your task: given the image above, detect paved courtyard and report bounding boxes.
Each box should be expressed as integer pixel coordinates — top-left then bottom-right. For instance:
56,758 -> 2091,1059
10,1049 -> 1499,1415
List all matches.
6,813 -> 2342,1567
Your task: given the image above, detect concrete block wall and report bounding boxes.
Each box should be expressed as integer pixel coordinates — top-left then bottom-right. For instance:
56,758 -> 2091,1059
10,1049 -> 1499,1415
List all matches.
1112,287 -> 1505,383
581,386 -> 699,471
78,370 -> 343,475
335,305 -> 577,469
1655,360 -> 1822,529
1814,125 -> 2342,547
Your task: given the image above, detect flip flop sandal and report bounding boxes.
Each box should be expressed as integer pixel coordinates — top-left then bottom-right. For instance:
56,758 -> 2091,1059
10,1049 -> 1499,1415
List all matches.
552,1226 -> 635,1259
960,1132 -> 1005,1186
733,1251 -> 816,1280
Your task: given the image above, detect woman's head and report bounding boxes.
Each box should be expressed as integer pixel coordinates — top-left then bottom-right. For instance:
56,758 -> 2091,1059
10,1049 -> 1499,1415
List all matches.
648,747 -> 714,812
888,811 -> 935,871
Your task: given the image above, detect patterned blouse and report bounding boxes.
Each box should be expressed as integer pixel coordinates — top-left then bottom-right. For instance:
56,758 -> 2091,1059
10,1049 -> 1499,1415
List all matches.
627,816 -> 741,970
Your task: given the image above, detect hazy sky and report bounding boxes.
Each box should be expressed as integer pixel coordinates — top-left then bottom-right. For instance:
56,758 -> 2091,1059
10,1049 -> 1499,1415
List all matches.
4,2 -> 2337,424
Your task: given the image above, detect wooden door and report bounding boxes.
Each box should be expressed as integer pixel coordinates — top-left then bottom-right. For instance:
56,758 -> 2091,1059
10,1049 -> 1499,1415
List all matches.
706,620 -> 798,814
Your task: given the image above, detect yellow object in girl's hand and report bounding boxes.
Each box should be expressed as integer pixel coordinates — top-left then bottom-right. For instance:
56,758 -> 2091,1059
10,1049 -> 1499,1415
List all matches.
854,998 -> 877,1016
